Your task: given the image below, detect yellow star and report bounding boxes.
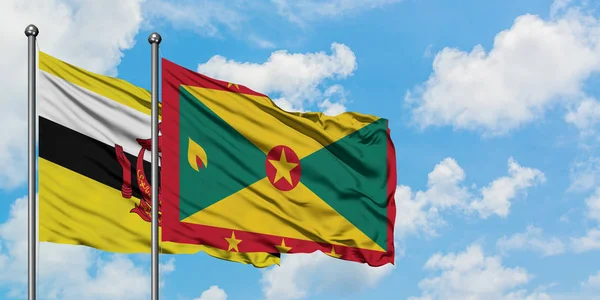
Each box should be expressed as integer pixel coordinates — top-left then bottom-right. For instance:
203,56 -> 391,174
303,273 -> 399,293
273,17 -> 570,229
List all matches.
227,82 -> 239,89
225,231 -> 242,252
269,150 -> 298,184
275,239 -> 292,253
326,246 -> 342,258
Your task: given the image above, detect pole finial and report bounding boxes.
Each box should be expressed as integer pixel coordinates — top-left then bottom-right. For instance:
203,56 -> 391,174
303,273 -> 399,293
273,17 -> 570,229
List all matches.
148,32 -> 162,45
24,24 -> 39,37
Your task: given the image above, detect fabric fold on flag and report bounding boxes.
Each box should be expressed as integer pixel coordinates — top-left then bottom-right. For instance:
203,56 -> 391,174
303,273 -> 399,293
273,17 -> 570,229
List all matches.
161,58 -> 397,267
37,51 -> 280,268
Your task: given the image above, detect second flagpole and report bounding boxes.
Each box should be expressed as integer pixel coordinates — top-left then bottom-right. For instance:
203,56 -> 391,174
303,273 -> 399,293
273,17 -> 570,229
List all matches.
149,32 -> 162,300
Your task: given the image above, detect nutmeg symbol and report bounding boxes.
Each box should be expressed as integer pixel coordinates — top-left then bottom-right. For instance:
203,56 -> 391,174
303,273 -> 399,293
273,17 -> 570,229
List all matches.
187,137 -> 208,171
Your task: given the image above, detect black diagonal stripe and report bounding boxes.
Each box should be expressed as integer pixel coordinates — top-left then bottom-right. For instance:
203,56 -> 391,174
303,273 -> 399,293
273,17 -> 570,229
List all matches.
39,116 -> 157,200
39,116 -> 281,258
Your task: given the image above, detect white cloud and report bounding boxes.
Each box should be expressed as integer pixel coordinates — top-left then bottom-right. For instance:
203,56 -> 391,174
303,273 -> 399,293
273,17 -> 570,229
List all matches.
0,0 -> 145,189
565,98 -> 600,135
544,294 -> 600,300
197,43 -> 357,112
273,98 -> 302,113
504,290 -> 553,300
406,5 -> 600,135
550,0 -> 574,18
318,99 -> 347,116
582,271 -> 600,289
395,157 -> 545,238
571,188 -> 600,253
260,251 -> 394,300
469,158 -> 546,218
409,244 -> 543,300
394,158 -> 468,238
496,226 -> 566,257
0,196 -> 172,299
159,257 -> 176,288
538,271 -> 600,299
271,0 -> 402,25
143,0 -> 244,37
569,156 -> 600,192
585,188 -> 600,222
144,0 -> 396,45
581,270 -> 600,289
194,285 -> 228,300
394,185 -> 444,238
160,257 -> 176,274
422,157 -> 471,209
317,85 -> 348,116
146,0 -> 403,34
64,255 -> 150,300
424,44 -> 434,58
248,35 -> 277,49
571,228 -> 600,253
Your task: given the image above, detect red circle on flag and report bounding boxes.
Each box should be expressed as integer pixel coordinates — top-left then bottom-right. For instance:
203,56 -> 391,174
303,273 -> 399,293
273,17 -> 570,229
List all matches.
265,145 -> 302,191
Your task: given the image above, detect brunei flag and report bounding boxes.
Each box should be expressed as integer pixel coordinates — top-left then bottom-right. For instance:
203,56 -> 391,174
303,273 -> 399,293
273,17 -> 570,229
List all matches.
37,51 -> 280,267
161,59 -> 397,266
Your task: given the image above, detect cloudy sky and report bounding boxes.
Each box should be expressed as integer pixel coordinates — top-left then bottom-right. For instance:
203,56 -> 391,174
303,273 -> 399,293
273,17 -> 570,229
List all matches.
2,0 -> 600,299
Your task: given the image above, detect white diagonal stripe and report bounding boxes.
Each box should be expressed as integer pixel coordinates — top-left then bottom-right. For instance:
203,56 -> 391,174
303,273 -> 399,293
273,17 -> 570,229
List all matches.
39,70 -> 159,162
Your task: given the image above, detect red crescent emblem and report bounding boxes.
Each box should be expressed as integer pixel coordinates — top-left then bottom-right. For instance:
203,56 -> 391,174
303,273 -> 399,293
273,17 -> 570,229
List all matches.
115,122 -> 163,225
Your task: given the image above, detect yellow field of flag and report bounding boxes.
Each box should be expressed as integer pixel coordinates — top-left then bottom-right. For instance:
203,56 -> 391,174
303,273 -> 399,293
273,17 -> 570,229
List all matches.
37,51 -> 280,267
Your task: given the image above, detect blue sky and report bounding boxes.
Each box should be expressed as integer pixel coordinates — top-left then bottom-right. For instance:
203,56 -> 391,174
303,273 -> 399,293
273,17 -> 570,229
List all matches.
1,0 -> 600,299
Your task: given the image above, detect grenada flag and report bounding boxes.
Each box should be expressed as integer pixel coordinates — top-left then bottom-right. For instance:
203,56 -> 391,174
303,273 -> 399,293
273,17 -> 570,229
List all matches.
161,58 -> 397,266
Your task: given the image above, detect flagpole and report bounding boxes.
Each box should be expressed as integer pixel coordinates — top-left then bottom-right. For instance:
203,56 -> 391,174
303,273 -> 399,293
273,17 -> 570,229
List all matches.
25,24 -> 39,300
148,32 -> 162,300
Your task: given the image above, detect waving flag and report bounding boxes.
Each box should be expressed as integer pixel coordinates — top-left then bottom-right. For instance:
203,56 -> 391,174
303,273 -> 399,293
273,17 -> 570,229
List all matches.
161,58 -> 397,266
37,51 -> 280,267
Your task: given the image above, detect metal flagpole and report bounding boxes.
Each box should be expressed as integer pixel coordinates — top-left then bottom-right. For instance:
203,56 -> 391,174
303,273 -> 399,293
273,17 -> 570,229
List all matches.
25,24 -> 39,300
148,32 -> 162,300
